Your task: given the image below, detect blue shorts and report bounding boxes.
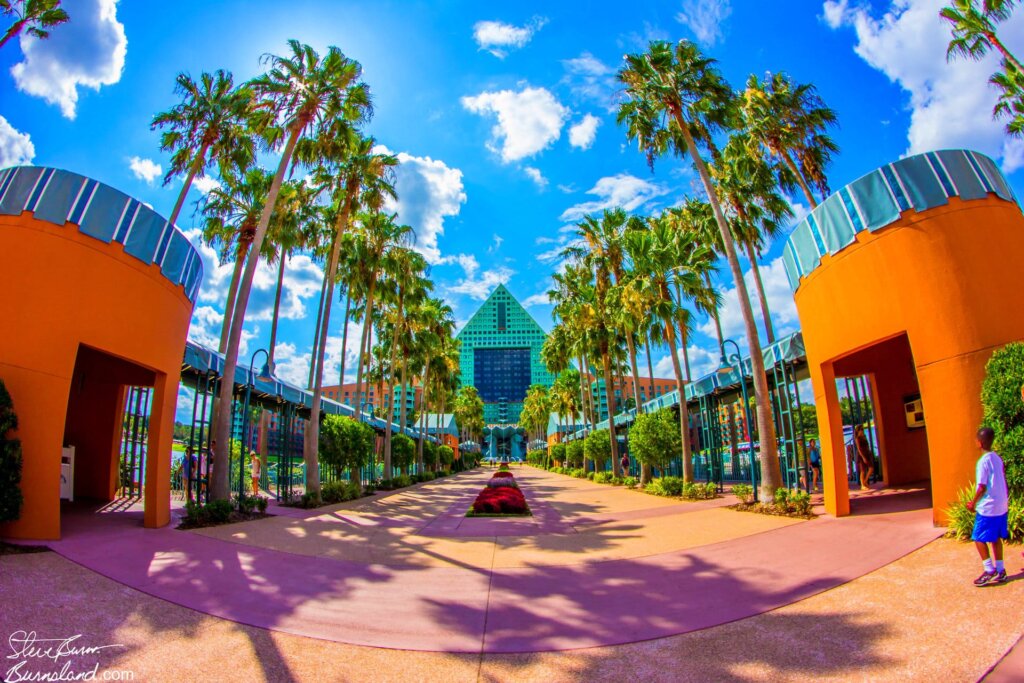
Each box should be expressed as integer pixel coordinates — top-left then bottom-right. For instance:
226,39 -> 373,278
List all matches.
972,512 -> 1009,543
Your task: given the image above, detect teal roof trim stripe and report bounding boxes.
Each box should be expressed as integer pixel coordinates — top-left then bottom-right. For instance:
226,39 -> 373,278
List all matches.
783,150 -> 1021,292
0,165 -> 204,303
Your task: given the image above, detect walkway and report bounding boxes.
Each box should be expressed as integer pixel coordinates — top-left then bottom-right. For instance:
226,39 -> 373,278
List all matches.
42,467 -> 945,654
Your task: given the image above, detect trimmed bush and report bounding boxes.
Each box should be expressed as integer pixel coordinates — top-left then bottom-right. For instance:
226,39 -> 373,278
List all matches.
438,445 -> 455,468
645,476 -> 685,497
550,442 -> 566,466
623,476 -> 638,488
566,439 -> 584,468
981,343 -> 1024,494
594,471 -> 615,484
584,429 -> 611,472
732,483 -> 754,503
630,408 -> 681,472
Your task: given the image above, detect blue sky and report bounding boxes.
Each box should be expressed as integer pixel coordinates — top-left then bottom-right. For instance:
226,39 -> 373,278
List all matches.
3,0 -> 1024,421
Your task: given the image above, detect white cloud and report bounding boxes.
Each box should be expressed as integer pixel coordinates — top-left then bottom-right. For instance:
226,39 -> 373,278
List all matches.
823,0 -> 1024,171
184,227 -> 324,344
561,52 -> 618,110
675,0 -> 732,46
461,86 -> 571,163
523,292 -> 551,307
559,173 -> 668,222
523,166 -> 548,188
445,258 -> 515,301
128,156 -> 162,184
0,116 -> 35,166
698,256 -> 800,349
271,317 -> 366,389
472,17 -> 547,58
653,344 -> 721,381
568,114 -> 601,149
383,149 -> 467,264
11,0 -> 127,119
487,234 -> 505,254
619,22 -> 671,51
191,175 -> 221,195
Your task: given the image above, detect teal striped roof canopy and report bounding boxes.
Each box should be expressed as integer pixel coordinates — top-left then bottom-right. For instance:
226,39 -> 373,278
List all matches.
782,149 -> 1019,293
0,165 -> 203,302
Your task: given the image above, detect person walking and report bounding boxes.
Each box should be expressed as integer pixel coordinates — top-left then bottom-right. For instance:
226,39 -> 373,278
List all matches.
854,425 -> 874,490
968,427 -> 1009,586
806,438 -> 822,491
250,450 -> 261,496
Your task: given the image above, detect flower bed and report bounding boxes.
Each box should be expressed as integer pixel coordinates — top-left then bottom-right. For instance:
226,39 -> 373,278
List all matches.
468,472 -> 531,516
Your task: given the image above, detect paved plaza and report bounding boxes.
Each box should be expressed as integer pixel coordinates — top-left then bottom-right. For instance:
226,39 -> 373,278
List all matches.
2,468 -> 1021,681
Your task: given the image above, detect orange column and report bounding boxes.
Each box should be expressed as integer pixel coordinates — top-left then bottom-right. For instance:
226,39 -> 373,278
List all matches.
812,360 -> 849,517
144,372 -> 176,529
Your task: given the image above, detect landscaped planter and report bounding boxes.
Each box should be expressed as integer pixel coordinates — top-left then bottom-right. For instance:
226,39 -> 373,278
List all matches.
467,472 -> 531,516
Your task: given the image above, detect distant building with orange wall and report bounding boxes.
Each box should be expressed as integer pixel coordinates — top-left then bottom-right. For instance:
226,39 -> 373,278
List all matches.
782,149 -> 1024,523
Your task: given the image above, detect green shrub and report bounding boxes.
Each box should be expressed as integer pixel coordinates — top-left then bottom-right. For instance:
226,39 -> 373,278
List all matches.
0,379 -> 23,523
982,343 -> 1024,494
208,498 -> 233,522
363,483 -> 377,494
681,481 -> 718,500
550,442 -> 566,465
256,496 -> 268,513
623,476 -> 638,488
946,489 -> 1024,542
645,476 -> 685,497
566,439 -> 584,468
594,471 -> 614,484
438,445 -> 455,468
611,477 -> 624,486
587,471 -> 595,480
774,488 -> 789,505
630,409 -> 681,472
789,489 -> 812,515
322,480 -> 361,504
394,474 -> 412,488
732,483 -> 754,503
300,491 -> 321,509
392,435 -> 416,472
584,429 -> 611,472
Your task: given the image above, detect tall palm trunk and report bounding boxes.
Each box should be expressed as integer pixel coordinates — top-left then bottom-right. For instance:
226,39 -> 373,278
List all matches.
745,242 -> 775,344
986,31 -> 1024,72
383,290 -> 405,478
417,362 -> 431,467
644,335 -> 656,399
353,282 -> 377,420
660,290 -> 694,482
601,349 -> 621,477
306,189 -> 358,498
677,118 -> 781,498
211,125 -> 300,501
675,282 -> 693,381
308,275 -> 328,388
268,252 -> 287,364
219,241 -> 249,353
779,148 -> 818,210
398,350 -> 410,476
167,141 -> 211,228
624,334 -> 644,414
338,292 -> 352,389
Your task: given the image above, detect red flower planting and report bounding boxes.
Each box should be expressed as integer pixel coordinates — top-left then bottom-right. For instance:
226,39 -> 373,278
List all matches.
491,471 -> 514,479
471,476 -> 529,515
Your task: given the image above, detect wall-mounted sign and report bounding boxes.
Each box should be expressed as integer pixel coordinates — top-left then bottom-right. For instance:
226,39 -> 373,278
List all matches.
904,394 -> 925,429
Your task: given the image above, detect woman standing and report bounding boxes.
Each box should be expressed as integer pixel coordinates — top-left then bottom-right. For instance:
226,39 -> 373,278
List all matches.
854,425 -> 875,490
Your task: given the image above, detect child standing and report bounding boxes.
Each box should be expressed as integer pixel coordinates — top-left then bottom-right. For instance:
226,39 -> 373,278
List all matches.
967,427 -> 1009,586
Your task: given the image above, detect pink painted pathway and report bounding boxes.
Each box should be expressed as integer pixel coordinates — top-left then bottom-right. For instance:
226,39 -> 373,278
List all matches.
45,470 -> 944,654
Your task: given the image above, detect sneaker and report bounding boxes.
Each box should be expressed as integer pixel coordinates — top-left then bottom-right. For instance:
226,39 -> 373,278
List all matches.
989,570 -> 1008,585
974,571 -> 996,587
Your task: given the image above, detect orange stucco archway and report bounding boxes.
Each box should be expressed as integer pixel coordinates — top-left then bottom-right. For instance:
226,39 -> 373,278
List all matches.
0,166 -> 201,540
782,150 -> 1024,524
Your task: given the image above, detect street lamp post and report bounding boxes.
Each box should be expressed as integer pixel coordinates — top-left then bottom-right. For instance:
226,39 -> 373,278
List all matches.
718,339 -> 757,502
239,348 -> 274,499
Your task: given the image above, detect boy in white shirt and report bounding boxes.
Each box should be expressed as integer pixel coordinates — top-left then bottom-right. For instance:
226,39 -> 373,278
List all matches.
967,427 -> 1009,586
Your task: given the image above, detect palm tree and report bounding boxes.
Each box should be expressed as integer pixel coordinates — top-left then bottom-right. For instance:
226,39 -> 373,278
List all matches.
1,0 -> 68,50
199,167 -> 276,353
624,218 -> 717,483
210,40 -> 369,501
741,72 -> 839,209
941,0 -> 1022,71
152,70 -> 255,228
619,40 -> 783,498
305,134 -> 398,493
378,248 -> 429,478
711,135 -> 794,343
350,213 -> 414,422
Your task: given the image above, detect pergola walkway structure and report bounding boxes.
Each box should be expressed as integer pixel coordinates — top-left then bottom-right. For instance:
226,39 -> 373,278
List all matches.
179,340 -> 439,501
563,331 -> 817,490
